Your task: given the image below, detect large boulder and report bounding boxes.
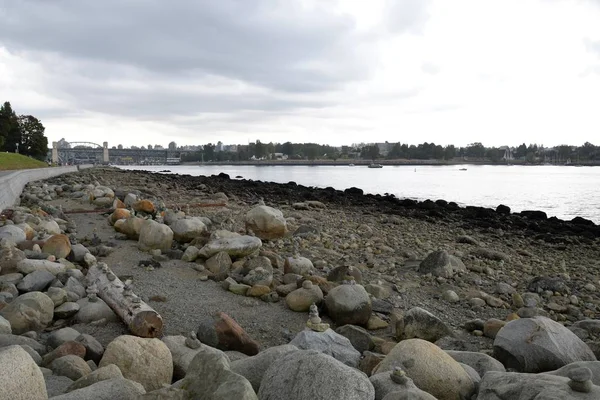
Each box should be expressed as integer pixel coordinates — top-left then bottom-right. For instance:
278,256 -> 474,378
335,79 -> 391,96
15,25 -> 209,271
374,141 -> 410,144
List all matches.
162,335 -> 224,380
174,350 -> 257,399
51,354 -> 92,381
370,370 -> 437,400
65,364 -> 123,393
49,377 -> 145,400
196,312 -> 259,356
42,234 -> 72,259
445,350 -> 506,378
286,280 -> 324,312
374,339 -> 475,400
0,225 -> 27,243
205,251 -> 233,281
138,220 -> 173,252
0,291 -> 54,334
16,270 -> 55,292
17,259 -> 67,275
403,307 -> 454,342
114,217 -> 144,239
284,256 -> 315,275
170,217 -> 207,243
230,344 -> 298,392
493,316 -> 597,373
75,297 -> 119,323
199,235 -> 262,259
325,283 -> 372,326
418,250 -> 466,278
289,328 -> 361,367
257,350 -> 375,400
0,315 -> 11,334
0,333 -> 47,355
99,335 -> 173,392
245,205 -> 287,240
0,345 -> 47,400
477,370 -> 600,399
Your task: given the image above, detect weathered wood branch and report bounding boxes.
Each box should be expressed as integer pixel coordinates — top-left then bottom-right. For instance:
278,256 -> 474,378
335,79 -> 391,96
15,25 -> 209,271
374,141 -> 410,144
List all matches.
87,263 -> 163,338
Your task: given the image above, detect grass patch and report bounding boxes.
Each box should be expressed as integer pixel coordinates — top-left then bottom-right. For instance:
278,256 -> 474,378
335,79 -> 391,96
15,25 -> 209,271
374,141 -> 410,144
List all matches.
0,152 -> 48,171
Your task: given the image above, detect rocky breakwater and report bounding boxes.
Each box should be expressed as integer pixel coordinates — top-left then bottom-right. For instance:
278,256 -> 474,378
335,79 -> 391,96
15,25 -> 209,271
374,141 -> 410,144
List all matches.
0,166 -> 597,398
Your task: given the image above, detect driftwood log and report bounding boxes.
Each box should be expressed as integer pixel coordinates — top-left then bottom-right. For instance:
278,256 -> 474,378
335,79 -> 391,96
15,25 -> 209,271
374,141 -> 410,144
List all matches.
87,263 -> 163,338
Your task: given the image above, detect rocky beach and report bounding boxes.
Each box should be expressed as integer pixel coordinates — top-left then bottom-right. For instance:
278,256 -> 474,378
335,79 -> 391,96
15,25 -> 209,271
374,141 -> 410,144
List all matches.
1,166 -> 600,399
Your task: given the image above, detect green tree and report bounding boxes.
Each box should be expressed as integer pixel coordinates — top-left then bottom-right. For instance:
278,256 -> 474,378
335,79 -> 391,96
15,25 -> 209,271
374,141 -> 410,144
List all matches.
203,143 -> 215,161
18,115 -> 48,160
515,143 -> 527,159
0,101 -> 21,152
254,140 -> 265,159
387,143 -> 402,159
361,145 -> 380,160
466,142 -> 486,158
281,141 -> 294,157
444,145 -> 456,160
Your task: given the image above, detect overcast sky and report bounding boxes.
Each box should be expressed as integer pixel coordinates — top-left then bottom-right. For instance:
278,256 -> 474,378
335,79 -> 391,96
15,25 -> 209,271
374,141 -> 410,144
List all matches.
1,0 -> 600,148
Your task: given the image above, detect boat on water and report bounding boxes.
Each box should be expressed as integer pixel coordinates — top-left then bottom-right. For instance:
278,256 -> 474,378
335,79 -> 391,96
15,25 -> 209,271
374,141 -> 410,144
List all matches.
459,168 -> 467,171
368,163 -> 383,168
348,163 -> 355,167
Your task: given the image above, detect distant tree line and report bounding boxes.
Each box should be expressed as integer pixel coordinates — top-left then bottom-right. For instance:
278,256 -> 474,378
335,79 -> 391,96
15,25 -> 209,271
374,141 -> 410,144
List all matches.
182,140 -> 600,164
0,102 -> 48,160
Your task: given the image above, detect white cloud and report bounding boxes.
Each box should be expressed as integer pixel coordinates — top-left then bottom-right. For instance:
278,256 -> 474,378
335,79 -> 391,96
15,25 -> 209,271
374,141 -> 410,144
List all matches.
1,0 -> 600,147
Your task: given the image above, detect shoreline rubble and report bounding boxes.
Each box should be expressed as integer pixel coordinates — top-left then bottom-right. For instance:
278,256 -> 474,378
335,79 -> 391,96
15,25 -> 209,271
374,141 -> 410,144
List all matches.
0,166 -> 599,399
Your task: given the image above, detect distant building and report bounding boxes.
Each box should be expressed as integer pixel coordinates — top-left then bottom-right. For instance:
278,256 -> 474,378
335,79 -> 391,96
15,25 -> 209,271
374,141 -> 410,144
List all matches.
224,144 -> 238,152
168,141 -> 177,150
216,141 -> 224,152
271,153 -> 287,160
376,142 -> 392,156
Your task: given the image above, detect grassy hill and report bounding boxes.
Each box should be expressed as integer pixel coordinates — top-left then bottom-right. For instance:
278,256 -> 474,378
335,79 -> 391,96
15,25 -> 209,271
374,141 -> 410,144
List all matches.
0,152 -> 48,171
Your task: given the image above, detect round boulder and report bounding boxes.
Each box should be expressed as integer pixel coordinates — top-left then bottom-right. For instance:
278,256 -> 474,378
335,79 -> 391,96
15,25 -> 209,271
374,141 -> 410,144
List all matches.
493,316 -> 597,373
99,335 -> 173,392
374,339 -> 475,400
258,350 -> 375,400
325,283 -> 372,326
42,234 -> 72,259
245,205 -> 287,240
170,218 -> 207,243
138,220 -> 173,252
0,291 -> 54,334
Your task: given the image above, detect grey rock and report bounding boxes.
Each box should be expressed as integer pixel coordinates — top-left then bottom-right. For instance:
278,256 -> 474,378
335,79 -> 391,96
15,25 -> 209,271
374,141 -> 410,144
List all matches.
0,315 -> 11,334
545,361 -> 600,386
325,283 -> 372,326
70,244 -> 90,264
418,250 -> 466,278
64,277 -> 86,299
175,350 -> 257,400
16,259 -> 66,275
75,333 -> 104,364
403,307 -> 453,342
446,350 -> 506,378
19,344 -> 42,365
230,344 -> 298,392
75,297 -> 119,323
205,251 -> 232,281
16,270 -> 55,292
0,291 -> 54,334
336,324 -> 375,353
138,386 -> 190,399
199,235 -> 262,259
162,335 -> 224,380
49,377 -> 146,400
257,350 -> 375,400
0,225 -> 27,243
0,333 -> 47,355
45,374 -> 74,397
47,286 -> 68,306
370,371 -> 437,400
66,364 -> 123,393
0,345 -> 48,400
51,354 -> 92,380
47,327 -> 81,349
289,328 -> 361,368
54,301 -> 80,319
477,370 -> 600,400
493,316 -> 596,373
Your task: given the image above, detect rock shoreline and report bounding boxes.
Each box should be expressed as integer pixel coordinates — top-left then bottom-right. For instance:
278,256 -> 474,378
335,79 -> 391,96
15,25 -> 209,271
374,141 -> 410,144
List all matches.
0,166 -> 599,399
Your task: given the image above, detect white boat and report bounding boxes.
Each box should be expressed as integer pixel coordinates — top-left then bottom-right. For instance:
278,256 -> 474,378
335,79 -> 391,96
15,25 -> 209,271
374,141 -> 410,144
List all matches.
368,163 -> 383,168
348,163 -> 355,167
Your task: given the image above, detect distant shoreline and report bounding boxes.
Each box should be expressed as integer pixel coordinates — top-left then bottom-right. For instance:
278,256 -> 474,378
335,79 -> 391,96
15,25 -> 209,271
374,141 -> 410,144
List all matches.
180,159 -> 600,167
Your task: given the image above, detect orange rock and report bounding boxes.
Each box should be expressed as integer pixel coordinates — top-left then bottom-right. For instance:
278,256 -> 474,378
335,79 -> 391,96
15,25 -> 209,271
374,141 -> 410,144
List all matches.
506,313 -> 520,321
113,198 -> 126,209
133,200 -> 155,214
42,234 -> 72,259
17,223 -> 35,240
109,208 -> 131,225
212,312 -> 259,355
247,285 -> 271,297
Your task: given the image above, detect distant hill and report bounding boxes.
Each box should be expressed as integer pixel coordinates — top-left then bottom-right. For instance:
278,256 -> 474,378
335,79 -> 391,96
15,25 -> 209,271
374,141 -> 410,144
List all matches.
0,152 -> 48,171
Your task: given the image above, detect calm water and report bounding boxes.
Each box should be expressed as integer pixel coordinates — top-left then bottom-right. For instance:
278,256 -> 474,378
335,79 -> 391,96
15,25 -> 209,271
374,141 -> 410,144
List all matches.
120,164 -> 600,223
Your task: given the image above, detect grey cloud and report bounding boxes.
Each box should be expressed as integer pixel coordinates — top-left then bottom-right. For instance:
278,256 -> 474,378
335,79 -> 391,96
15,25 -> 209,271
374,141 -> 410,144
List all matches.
0,0 -> 369,93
